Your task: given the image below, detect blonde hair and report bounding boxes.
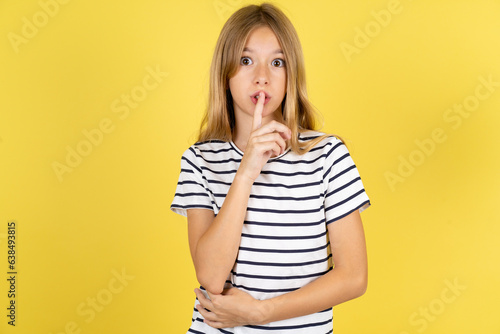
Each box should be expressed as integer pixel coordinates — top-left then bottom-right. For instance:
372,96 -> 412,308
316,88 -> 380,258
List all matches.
197,3 -> 343,153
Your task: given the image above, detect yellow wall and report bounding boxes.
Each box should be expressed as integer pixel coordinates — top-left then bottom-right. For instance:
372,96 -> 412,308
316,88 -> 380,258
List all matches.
1,0 -> 499,333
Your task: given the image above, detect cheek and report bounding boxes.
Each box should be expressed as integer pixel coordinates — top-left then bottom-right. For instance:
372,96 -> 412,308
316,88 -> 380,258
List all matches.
228,76 -> 244,95
228,78 -> 235,92
274,71 -> 286,93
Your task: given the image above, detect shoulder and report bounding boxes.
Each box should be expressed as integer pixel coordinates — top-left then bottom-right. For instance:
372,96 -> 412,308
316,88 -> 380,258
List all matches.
298,130 -> 345,153
179,140 -> 234,167
181,140 -> 230,156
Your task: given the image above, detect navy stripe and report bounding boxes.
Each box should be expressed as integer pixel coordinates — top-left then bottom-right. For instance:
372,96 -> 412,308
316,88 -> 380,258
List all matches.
194,139 -> 227,145
192,147 -> 241,164
197,147 -> 233,154
326,200 -> 370,225
171,204 -> 213,210
239,243 -> 328,254
306,140 -> 334,153
176,180 -> 203,187
231,268 -> 331,280
212,192 -> 323,201
241,230 -> 327,240
328,164 -> 356,183
298,135 -> 324,141
197,156 -> 241,164
180,168 -> 195,174
249,193 -> 323,201
325,177 -> 362,198
325,189 -> 366,212
218,329 -> 232,334
207,178 -> 232,186
205,178 -> 323,190
253,180 -> 322,189
201,165 -> 238,175
173,192 -> 210,198
271,153 -> 329,165
246,318 -> 332,330
233,283 -> 299,293
246,206 -> 323,214
193,318 -> 232,334
244,218 -> 325,227
261,166 -> 323,177
236,254 -> 331,267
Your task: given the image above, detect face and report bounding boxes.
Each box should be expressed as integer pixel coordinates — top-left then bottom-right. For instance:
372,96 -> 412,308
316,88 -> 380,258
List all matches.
228,26 -> 287,123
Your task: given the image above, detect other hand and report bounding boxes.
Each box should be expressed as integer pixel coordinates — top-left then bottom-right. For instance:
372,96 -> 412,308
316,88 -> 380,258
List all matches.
194,287 -> 268,328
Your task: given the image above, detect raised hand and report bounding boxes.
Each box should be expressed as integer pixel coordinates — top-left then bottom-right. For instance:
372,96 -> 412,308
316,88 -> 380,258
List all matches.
237,91 -> 292,182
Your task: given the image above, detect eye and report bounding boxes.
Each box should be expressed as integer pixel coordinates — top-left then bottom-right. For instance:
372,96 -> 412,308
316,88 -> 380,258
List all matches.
272,58 -> 285,67
240,57 -> 252,66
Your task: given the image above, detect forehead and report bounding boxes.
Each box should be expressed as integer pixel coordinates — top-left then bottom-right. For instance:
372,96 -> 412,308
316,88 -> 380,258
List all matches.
243,26 -> 282,53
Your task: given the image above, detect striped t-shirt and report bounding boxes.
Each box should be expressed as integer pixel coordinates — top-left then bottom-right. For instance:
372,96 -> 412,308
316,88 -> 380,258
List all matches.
170,130 -> 371,334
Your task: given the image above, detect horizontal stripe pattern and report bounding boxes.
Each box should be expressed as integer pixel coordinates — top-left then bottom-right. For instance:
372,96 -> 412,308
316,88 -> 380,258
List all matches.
170,130 -> 370,333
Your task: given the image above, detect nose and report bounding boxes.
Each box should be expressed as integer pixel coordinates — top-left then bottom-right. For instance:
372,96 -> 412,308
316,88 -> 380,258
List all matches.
254,63 -> 269,86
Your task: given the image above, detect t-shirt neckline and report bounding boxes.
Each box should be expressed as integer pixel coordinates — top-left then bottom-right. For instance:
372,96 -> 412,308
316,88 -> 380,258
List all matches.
229,140 -> 291,161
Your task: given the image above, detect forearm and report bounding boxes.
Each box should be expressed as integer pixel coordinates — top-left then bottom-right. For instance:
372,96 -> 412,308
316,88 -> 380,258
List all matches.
194,172 -> 254,294
260,267 -> 367,324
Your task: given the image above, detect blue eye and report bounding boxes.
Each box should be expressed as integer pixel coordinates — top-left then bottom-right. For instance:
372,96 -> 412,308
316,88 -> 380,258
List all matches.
240,57 -> 252,66
272,59 -> 285,67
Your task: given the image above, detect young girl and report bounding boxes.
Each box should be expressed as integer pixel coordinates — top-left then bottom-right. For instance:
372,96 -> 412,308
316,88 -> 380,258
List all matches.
170,3 -> 371,333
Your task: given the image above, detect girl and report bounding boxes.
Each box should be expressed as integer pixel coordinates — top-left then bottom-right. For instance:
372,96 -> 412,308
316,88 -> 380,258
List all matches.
171,3 -> 371,333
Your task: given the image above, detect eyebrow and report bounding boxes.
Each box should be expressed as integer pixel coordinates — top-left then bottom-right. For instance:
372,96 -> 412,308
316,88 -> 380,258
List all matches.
243,47 -> 283,54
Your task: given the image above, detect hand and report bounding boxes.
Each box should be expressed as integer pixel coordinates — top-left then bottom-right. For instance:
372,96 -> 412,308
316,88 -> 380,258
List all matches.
237,91 -> 292,182
194,287 -> 268,328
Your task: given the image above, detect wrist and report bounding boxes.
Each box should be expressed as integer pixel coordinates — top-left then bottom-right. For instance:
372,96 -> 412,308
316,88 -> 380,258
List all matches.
234,170 -> 256,187
254,298 -> 275,325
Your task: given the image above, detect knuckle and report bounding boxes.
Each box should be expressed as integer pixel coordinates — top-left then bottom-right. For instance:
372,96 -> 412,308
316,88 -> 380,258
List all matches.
269,120 -> 279,128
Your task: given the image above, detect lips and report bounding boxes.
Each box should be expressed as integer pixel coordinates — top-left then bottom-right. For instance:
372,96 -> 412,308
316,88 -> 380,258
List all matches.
251,90 -> 271,105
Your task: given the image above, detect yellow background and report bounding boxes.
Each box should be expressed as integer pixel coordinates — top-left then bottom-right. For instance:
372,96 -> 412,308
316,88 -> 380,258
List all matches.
1,0 -> 499,333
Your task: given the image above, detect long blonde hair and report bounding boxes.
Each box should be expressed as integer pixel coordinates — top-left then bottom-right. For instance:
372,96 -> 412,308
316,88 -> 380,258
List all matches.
197,3 -> 343,153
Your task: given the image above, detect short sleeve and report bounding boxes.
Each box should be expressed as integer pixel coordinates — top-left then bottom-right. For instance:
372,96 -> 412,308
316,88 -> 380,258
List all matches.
323,139 -> 371,225
170,146 -> 214,217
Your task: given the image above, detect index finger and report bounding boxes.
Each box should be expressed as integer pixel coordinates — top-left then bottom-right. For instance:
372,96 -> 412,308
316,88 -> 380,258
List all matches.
195,288 -> 214,309
251,91 -> 265,131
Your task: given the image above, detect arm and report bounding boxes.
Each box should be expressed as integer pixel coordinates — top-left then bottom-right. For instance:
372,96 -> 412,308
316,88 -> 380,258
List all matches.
194,209 -> 368,327
187,174 -> 254,295
262,208 -> 368,322
188,92 -> 291,294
